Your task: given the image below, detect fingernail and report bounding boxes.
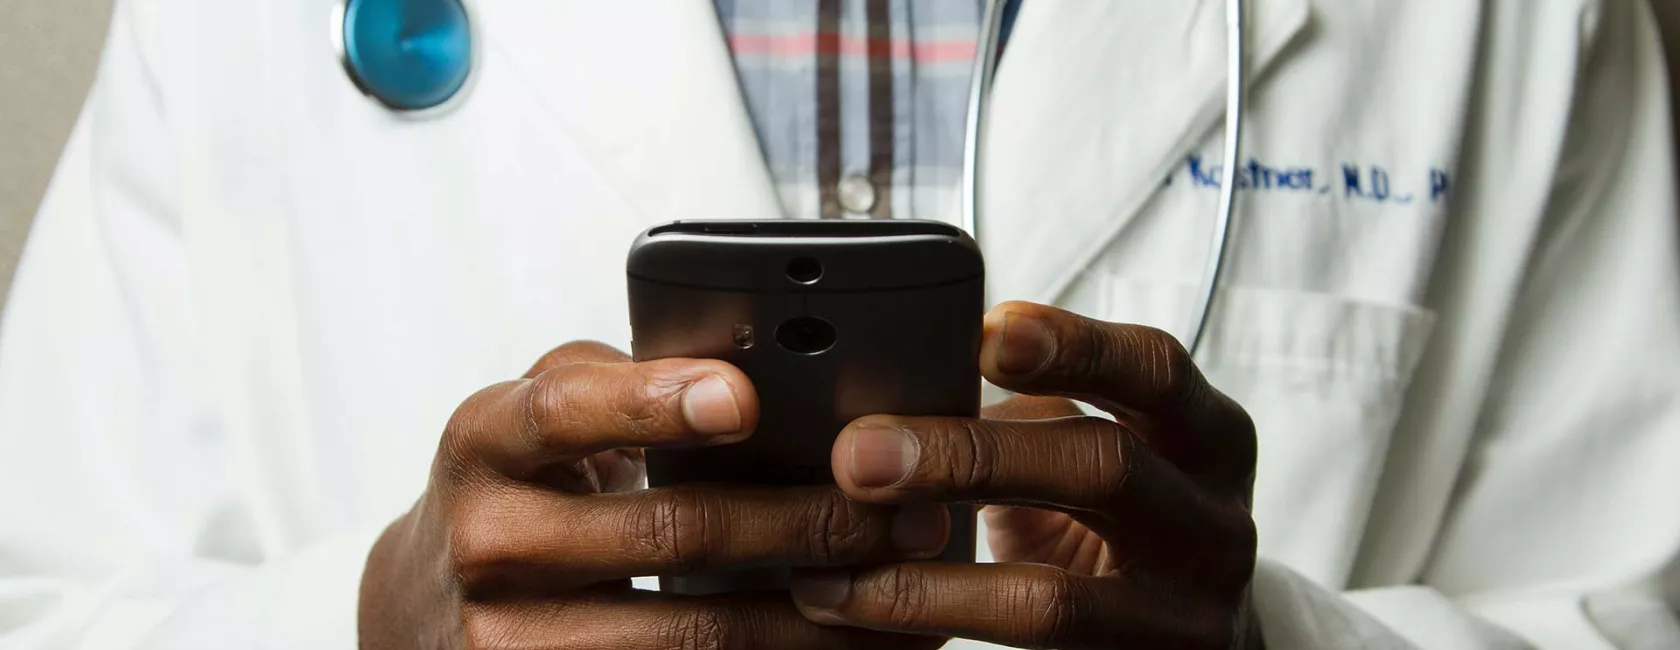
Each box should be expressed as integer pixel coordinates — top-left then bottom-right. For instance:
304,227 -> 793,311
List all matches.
681,375 -> 742,436
892,504 -> 949,557
849,427 -> 919,489
996,312 -> 1056,376
791,573 -> 852,611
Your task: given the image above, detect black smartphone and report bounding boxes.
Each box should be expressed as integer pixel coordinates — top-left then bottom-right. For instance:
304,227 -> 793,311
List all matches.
627,219 -> 984,596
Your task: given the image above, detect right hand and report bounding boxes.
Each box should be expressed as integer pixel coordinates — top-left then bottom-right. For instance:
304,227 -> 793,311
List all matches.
358,341 -> 952,650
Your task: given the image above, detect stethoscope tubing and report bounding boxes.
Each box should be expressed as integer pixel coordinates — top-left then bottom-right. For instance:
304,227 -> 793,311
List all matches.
960,0 -> 1247,358
959,0 -> 1007,253
1191,0 -> 1247,358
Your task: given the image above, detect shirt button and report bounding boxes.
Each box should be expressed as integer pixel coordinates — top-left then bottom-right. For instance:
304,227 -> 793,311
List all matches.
837,173 -> 878,215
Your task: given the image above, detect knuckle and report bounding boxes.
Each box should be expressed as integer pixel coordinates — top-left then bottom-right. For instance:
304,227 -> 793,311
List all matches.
625,360 -> 713,435
440,382 -> 521,475
448,505 -> 516,590
660,606 -> 734,650
1226,404 -> 1261,470
1088,420 -> 1138,505
951,420 -> 999,492
459,606 -> 527,650
522,370 -> 581,455
1009,572 -> 1085,647
614,365 -> 671,437
1131,325 -> 1197,406
458,609 -> 498,650
880,566 -> 934,630
809,489 -> 872,564
634,490 -> 722,576
1071,322 -> 1122,382
1229,511 -> 1259,555
1217,515 -> 1261,591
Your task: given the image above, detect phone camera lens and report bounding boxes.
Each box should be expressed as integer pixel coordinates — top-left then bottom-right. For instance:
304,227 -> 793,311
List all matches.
776,317 -> 837,355
786,257 -> 823,285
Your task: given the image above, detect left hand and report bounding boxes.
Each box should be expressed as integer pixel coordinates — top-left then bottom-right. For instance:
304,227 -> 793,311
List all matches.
792,302 -> 1263,649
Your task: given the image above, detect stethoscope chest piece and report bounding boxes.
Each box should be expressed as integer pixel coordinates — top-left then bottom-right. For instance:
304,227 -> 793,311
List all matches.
334,0 -> 476,115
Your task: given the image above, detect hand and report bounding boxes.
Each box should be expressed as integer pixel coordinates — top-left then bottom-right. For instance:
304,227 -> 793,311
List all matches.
359,342 -> 952,650
794,302 -> 1263,649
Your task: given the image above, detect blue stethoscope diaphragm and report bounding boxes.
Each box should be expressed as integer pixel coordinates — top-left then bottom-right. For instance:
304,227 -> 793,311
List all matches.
335,0 -> 475,113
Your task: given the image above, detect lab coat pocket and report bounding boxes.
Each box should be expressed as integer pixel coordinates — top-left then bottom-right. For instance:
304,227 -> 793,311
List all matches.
1086,277 -> 1438,586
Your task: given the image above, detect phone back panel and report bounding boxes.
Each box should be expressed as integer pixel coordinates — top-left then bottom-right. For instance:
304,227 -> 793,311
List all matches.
627,220 -> 983,595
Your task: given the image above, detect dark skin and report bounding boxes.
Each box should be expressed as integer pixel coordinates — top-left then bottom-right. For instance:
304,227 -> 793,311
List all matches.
360,302 -> 1261,649
358,341 -> 949,650
797,301 -> 1263,649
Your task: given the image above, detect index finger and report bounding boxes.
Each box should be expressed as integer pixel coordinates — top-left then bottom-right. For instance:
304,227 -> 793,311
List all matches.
522,340 -> 633,378
791,562 -> 1130,650
978,302 -> 1254,473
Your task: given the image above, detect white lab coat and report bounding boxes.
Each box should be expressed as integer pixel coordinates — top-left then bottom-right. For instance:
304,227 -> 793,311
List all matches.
2,0 -> 1677,648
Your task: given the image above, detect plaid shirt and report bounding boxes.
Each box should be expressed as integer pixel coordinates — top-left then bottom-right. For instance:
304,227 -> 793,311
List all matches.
714,0 -> 992,221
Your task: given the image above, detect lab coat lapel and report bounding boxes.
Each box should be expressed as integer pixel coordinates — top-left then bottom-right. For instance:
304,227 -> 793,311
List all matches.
478,0 -> 783,223
983,0 -> 1309,305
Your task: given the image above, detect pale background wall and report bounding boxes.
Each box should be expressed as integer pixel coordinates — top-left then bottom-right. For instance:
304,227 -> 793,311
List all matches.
0,0 -> 112,311
0,1 -> 1677,314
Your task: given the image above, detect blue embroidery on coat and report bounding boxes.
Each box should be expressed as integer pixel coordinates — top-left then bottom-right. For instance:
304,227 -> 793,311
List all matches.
1174,155 -> 1454,207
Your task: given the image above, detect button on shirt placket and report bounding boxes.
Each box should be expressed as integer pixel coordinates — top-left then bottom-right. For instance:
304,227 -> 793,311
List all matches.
716,0 -> 985,221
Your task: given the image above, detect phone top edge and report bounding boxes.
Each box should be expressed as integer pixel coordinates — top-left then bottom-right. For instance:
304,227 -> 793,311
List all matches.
625,270 -> 983,295
627,220 -> 984,292
643,219 -> 973,240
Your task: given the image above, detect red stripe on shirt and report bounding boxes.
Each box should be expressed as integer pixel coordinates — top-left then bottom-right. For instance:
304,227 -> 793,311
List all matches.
727,33 -> 977,62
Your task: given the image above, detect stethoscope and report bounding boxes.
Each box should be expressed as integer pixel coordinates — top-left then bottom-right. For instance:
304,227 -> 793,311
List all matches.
333,0 -> 1247,357
332,0 -> 479,116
